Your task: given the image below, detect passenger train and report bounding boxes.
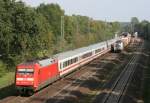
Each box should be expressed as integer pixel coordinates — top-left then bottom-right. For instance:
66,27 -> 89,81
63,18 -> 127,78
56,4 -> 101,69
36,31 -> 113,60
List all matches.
15,34 -> 131,95
113,40 -> 124,52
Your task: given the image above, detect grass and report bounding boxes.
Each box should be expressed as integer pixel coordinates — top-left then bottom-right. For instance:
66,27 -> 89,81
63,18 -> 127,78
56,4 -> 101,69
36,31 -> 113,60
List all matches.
0,72 -> 15,89
0,72 -> 16,99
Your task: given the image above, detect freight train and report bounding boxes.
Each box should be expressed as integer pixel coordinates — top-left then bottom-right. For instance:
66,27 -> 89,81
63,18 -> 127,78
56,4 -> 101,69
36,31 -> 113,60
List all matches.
15,34 -> 131,95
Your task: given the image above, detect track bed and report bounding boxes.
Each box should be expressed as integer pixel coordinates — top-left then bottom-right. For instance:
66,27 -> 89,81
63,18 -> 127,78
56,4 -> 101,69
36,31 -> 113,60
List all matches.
0,38 -> 141,103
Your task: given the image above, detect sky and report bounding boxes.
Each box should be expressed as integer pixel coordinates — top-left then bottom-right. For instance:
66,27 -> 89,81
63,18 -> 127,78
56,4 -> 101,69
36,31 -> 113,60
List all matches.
19,0 -> 150,22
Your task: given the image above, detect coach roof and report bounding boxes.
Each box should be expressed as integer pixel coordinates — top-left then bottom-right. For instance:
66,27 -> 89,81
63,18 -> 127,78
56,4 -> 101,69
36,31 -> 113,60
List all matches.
53,38 -> 118,60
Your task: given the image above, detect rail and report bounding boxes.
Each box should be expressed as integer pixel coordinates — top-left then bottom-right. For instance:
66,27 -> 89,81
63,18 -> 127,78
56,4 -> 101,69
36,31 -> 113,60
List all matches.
101,41 -> 143,103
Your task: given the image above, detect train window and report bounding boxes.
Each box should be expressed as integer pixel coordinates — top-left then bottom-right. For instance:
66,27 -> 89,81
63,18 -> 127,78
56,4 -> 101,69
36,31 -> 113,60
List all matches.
76,57 -> 78,62
69,57 -> 78,64
68,60 -> 70,65
81,52 -> 92,59
60,63 -> 62,69
71,59 -> 73,64
63,62 -> 65,68
68,60 -> 70,66
70,60 -> 72,64
63,60 -> 72,68
63,62 -> 66,68
17,69 -> 34,75
73,57 -> 77,63
95,49 -> 101,53
66,61 -> 68,67
66,61 -> 68,66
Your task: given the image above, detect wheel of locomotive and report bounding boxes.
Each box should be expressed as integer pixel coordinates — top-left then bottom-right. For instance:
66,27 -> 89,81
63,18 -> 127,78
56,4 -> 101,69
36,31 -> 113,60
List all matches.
16,89 -> 22,96
16,88 -> 25,96
26,89 -> 34,96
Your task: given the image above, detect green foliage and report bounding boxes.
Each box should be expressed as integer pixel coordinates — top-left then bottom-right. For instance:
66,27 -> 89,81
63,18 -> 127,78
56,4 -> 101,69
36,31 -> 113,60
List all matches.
131,17 -> 139,25
132,18 -> 150,39
0,60 -> 6,77
37,4 -> 64,40
0,0 -> 121,73
122,17 -> 150,40
0,72 -> 15,89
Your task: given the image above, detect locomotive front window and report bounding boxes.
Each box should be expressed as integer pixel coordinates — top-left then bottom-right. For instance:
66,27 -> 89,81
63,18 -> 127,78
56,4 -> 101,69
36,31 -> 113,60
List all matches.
17,69 -> 34,75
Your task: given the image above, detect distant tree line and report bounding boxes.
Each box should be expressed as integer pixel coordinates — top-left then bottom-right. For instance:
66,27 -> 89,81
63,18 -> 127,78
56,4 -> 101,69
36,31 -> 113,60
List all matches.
123,17 -> 150,39
0,0 -> 120,74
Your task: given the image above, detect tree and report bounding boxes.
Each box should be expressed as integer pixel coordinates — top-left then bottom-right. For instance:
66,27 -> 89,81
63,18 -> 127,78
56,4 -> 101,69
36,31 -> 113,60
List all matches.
131,17 -> 139,25
139,20 -> 149,38
0,0 -> 14,56
131,17 -> 139,33
0,0 -> 122,73
37,4 -> 64,41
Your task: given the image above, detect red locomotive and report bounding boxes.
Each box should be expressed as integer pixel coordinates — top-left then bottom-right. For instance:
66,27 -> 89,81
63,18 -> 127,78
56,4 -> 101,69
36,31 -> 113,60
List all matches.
15,59 -> 59,95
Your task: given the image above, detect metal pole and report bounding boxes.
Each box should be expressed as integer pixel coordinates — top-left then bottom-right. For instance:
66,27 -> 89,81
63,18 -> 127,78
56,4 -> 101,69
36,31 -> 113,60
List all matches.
76,19 -> 79,35
88,18 -> 90,34
61,16 -> 65,50
104,19 -> 107,41
61,16 -> 64,40
88,18 -> 91,43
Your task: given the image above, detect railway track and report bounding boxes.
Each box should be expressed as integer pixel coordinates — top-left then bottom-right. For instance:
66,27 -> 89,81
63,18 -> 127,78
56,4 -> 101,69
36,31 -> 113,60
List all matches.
26,53 -> 113,103
101,41 -> 143,103
49,61 -> 107,103
46,41 -> 139,103
0,38 -> 142,103
0,53 -> 113,103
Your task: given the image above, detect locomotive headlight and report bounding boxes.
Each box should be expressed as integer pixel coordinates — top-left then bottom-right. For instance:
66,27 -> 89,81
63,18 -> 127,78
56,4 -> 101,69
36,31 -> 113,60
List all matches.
16,78 -> 24,81
27,78 -> 34,81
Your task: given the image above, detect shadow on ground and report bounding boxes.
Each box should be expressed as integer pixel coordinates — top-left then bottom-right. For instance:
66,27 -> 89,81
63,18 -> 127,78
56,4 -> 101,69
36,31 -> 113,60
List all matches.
0,83 -> 17,99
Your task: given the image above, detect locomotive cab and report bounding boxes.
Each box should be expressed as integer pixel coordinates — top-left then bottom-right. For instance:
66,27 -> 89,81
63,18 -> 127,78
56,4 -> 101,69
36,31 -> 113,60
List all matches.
15,63 -> 36,95
15,58 -> 59,96
113,40 -> 124,52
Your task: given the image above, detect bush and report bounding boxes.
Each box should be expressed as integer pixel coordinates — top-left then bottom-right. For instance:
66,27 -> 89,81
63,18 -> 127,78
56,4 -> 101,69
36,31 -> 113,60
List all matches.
0,60 -> 6,77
